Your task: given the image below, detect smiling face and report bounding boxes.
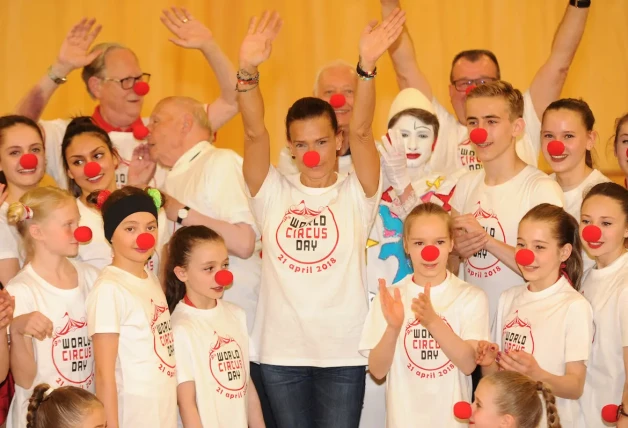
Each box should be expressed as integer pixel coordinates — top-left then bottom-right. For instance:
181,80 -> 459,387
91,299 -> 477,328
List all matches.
288,115 -> 342,180
314,65 -> 357,129
580,194 -> 628,263
541,108 -> 594,175
175,240 -> 230,301
391,114 -> 435,169
65,133 -> 118,196
403,214 -> 453,283
449,55 -> 500,124
0,124 -> 46,190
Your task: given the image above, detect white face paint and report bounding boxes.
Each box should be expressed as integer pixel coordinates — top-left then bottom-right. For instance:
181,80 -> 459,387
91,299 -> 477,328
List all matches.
391,115 -> 435,169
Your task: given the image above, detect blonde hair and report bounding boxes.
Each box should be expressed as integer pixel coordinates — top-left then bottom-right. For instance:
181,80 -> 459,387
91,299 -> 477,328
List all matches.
7,187 -> 75,261
483,371 -> 561,428
155,96 -> 213,136
466,80 -> 524,120
27,383 -> 102,428
402,202 -> 453,241
81,43 -> 132,98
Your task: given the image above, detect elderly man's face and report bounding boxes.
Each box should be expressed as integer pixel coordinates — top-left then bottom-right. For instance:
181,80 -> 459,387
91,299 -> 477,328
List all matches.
96,49 -> 146,119
147,102 -> 185,168
315,66 -> 357,129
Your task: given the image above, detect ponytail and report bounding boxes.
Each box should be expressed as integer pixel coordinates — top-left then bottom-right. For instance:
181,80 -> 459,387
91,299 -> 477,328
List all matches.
537,382 -> 561,428
26,383 -> 102,428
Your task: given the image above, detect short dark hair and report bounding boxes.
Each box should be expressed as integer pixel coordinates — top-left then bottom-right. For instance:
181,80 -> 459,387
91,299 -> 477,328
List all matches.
387,108 -> 440,139
285,97 -> 338,141
450,49 -> 501,83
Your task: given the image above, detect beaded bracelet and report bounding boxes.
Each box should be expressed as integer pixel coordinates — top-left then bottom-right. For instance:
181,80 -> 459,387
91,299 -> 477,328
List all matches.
356,61 -> 377,80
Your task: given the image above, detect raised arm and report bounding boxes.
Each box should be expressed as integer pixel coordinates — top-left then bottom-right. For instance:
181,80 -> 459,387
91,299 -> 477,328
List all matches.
352,9 -> 406,198
380,0 -> 432,97
15,18 -> 102,120
237,11 -> 283,197
161,7 -> 238,130
529,3 -> 589,119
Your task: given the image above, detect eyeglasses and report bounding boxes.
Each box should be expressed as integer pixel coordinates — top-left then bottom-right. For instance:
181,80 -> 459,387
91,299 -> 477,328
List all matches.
452,77 -> 497,92
102,73 -> 151,90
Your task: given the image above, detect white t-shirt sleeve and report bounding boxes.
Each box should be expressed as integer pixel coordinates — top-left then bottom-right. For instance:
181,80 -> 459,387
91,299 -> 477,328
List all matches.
6,283 -> 35,318
530,178 -> 565,209
39,119 -> 70,189
618,288 -> 628,347
459,288 -> 490,342
173,323 -> 195,385
358,292 -> 389,357
564,298 -> 593,363
245,165 -> 282,227
348,171 -> 383,237
0,223 -> 19,261
86,281 -> 126,336
522,90 -> 541,160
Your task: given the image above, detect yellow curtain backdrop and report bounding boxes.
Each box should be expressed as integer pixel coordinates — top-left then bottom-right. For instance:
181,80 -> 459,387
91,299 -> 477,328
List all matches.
1,0 -> 627,181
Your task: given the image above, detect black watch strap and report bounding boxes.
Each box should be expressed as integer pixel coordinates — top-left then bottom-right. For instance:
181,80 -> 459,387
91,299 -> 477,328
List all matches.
176,206 -> 190,225
569,0 -> 591,8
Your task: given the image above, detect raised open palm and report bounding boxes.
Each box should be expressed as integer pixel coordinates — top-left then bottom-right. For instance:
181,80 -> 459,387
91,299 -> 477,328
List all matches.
379,279 -> 404,330
57,18 -> 102,72
239,11 -> 283,69
161,7 -> 213,50
359,8 -> 406,69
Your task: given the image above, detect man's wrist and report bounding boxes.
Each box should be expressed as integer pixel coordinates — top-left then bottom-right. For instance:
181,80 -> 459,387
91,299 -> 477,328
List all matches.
569,0 -> 591,8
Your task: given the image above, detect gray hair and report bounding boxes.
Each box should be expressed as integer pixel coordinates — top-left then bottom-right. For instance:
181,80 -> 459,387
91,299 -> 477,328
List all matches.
312,60 -> 355,95
81,43 -> 131,98
155,96 -> 213,134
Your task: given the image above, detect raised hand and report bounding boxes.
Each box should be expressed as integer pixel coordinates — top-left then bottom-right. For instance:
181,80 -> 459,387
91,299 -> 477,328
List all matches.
378,129 -> 411,194
239,11 -> 283,71
55,18 -> 102,77
11,311 -> 53,341
127,144 -> 156,187
0,290 -> 14,331
497,349 -> 542,380
475,340 -> 499,367
411,282 -> 438,328
378,279 -> 404,330
161,7 -> 214,51
358,8 -> 406,71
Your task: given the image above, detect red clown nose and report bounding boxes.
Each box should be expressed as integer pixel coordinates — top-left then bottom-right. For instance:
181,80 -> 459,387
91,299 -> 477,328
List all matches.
303,151 -> 320,168
602,404 -> 619,423
515,249 -> 535,266
133,124 -> 149,141
453,401 -> 472,420
465,85 -> 477,96
136,233 -> 155,250
84,162 -> 101,178
19,154 -> 38,170
215,270 -> 233,287
582,225 -> 602,243
421,245 -> 440,262
547,140 -> 565,157
469,128 -> 488,144
133,81 -> 150,96
329,94 -> 346,109
73,226 -> 93,243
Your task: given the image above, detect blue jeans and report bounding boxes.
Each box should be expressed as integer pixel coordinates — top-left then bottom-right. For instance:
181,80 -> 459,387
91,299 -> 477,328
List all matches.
260,364 -> 366,428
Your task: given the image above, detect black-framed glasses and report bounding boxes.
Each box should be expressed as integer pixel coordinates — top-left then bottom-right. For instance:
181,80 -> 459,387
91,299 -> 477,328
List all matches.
102,73 -> 151,90
452,77 -> 497,92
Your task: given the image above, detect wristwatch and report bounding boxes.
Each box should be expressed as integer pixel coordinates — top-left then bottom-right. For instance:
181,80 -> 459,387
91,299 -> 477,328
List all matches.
47,66 -> 67,85
569,0 -> 591,8
176,206 -> 190,225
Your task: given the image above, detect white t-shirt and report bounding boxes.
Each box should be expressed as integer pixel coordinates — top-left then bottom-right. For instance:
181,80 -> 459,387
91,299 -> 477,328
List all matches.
429,91 -> 541,175
6,260 -> 99,428
172,300 -> 251,428
0,202 -> 22,266
277,146 -> 354,176
579,252 -> 628,428
451,166 -> 565,320
86,266 -> 177,428
359,273 -> 489,428
40,118 -> 168,190
164,141 -> 261,340
367,168 -> 466,295
549,169 -> 610,273
248,166 -> 381,366
75,198 -> 171,273
494,277 -> 593,428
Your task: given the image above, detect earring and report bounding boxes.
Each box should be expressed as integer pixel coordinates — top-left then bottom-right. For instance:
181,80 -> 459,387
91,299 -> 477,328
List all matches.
291,155 -> 296,159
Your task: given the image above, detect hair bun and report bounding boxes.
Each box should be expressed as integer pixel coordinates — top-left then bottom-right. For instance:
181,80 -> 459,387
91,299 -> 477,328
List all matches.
67,116 -> 96,129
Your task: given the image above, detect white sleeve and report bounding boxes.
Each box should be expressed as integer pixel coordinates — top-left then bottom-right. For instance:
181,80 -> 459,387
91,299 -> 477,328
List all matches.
492,292 -> 507,345
0,224 -> 19,261
245,165 -> 283,228
173,323 -> 195,385
39,119 -> 70,189
5,282 -> 35,318
430,98 -> 462,174
459,288 -> 490,342
530,178 -> 565,209
78,263 -> 102,292
564,298 -> 593,363
522,90 -> 541,161
86,282 -> 126,336
276,147 -> 300,176
358,292 -> 389,357
619,288 -> 628,348
347,171 -> 383,238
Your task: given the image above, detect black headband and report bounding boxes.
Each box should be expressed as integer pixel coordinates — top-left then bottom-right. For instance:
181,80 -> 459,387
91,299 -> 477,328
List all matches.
103,193 -> 158,242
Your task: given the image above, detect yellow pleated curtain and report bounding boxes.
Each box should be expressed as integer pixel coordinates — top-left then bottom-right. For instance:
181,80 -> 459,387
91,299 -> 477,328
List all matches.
1,0 -> 627,182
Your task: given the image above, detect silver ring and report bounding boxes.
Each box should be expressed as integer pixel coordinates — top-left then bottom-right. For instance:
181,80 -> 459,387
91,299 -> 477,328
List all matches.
139,156 -> 143,160
182,18 -> 189,23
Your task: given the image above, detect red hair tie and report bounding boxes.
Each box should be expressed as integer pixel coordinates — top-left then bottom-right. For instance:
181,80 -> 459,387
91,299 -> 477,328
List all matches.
96,190 -> 112,210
